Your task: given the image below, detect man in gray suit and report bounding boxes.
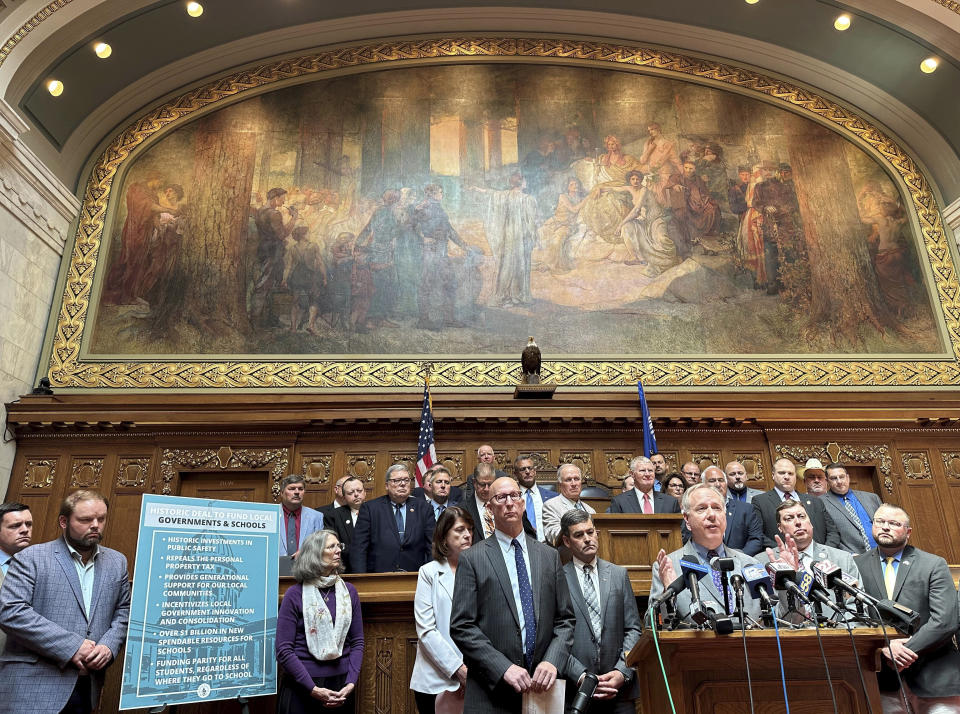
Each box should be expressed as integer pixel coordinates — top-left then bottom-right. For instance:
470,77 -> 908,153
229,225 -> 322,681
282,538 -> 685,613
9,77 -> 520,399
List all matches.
821,463 -> 881,554
724,461 -> 763,504
0,502 -> 33,654
854,504 -> 960,713
0,490 -> 130,714
450,476 -> 575,713
559,510 -> 641,713
651,483 -> 765,623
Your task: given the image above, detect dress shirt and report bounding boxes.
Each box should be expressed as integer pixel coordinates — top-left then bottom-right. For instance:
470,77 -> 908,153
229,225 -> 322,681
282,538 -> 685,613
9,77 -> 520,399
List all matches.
0,549 -> 12,576
495,529 -> 533,650
692,541 -> 728,563
773,486 -> 795,502
730,489 -> 748,503
572,557 -> 602,619
65,538 -> 99,617
882,548 -> 905,578
282,507 -> 302,548
349,509 -> 359,527
520,485 -> 547,541
828,491 -> 877,548
633,488 -> 655,513
426,498 -> 447,521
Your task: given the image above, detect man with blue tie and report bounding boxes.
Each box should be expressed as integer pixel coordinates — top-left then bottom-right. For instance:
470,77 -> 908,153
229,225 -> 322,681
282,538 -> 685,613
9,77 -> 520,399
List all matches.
423,465 -> 458,520
450,476 -> 574,714
820,463 -> 881,554
515,455 -> 558,542
352,464 -> 435,572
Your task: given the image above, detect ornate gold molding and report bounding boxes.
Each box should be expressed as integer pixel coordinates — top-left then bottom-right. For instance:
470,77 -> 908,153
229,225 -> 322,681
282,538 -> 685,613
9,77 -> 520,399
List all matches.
776,442 -> 894,494
23,457 -> 56,488
69,456 -> 103,488
157,446 -> 289,497
0,1 -> 74,69
46,37 -> 960,389
930,0 -> 960,15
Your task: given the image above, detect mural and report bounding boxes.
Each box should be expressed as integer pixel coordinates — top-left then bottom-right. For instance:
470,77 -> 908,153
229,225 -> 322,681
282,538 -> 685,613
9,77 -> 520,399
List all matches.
87,62 -> 939,359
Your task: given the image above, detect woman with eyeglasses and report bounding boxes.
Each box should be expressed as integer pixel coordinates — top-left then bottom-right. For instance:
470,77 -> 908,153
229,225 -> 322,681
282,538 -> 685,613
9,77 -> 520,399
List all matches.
276,529 -> 363,712
662,472 -> 688,501
410,506 -> 475,713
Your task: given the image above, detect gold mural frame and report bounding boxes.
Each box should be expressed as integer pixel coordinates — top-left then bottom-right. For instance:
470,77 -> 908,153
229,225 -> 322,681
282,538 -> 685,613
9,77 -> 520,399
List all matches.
46,37 -> 960,389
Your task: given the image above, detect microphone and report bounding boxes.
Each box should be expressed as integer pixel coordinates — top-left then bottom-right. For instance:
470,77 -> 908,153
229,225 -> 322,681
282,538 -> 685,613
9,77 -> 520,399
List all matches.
570,672 -> 599,714
765,561 -> 812,605
798,568 -> 842,615
710,556 -> 735,615
730,573 -> 746,620
742,564 -> 776,627
650,575 -> 686,609
699,600 -> 734,634
812,561 -> 879,607
679,559 -> 710,627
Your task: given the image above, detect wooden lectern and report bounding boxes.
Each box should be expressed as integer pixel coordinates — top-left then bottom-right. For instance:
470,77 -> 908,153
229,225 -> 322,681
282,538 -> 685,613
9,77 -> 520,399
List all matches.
628,627 -> 887,713
591,513 -> 684,594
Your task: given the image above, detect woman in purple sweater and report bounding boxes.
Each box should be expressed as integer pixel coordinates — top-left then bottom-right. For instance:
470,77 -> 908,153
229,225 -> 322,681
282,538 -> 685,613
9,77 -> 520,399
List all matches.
276,529 -> 364,711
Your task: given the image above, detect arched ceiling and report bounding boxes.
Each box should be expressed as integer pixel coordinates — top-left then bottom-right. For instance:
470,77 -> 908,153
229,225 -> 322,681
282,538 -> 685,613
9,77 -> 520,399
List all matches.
0,0 -> 959,207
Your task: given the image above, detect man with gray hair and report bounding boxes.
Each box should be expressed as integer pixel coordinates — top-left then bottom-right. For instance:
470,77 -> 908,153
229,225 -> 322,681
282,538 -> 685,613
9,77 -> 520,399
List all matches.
278,473 -> 325,557
351,464 -> 435,572
607,456 -> 681,514
542,464 -> 596,545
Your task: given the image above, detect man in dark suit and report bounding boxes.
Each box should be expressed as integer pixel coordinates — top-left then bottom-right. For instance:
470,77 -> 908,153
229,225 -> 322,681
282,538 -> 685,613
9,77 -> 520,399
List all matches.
854,504 -> 960,713
515,455 -> 559,542
681,466 -> 763,555
559,510 -> 641,713
821,463 -> 882,554
607,456 -> 681,514
327,476 -> 366,572
461,463 -> 497,543
351,464 -> 435,572
752,457 -> 840,549
421,465 -> 459,520
450,476 -> 575,714
724,460 -> 763,503
319,475 -> 349,520
462,444 -> 510,494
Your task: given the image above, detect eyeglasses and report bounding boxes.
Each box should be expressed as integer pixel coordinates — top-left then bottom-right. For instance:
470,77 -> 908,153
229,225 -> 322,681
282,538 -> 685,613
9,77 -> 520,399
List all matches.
325,542 -> 344,551
873,518 -> 905,529
387,478 -> 411,485
517,466 -> 536,472
491,492 -> 523,504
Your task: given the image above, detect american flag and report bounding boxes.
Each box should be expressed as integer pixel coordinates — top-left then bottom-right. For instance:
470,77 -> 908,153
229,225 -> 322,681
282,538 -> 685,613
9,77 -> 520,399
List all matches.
414,377 -> 437,488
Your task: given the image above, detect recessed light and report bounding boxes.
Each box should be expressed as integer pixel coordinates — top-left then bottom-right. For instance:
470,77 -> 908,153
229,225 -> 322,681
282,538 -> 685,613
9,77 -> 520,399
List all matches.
834,14 -> 851,31
47,80 -> 63,97
920,57 -> 939,74
94,42 -> 112,59
745,0 -> 760,4
186,2 -> 203,17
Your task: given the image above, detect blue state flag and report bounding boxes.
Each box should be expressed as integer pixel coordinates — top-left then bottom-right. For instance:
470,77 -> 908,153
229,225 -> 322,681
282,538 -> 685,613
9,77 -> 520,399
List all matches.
638,381 -> 658,457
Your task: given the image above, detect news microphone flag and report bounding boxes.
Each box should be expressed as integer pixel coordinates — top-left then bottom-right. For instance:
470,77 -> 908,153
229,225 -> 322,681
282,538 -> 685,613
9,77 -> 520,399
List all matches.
637,381 -> 658,457
414,376 -> 437,488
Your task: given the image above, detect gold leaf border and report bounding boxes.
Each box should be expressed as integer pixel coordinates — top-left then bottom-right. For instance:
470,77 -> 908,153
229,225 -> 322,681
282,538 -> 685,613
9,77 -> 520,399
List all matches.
47,37 -> 960,389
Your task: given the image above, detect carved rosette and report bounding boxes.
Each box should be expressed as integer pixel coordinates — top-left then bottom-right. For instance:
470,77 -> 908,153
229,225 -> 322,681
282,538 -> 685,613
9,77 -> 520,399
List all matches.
690,452 -> 720,471
901,451 -> 933,480
941,452 -> 960,479
605,452 -> 633,487
733,453 -> 765,482
559,451 -> 593,481
158,446 -> 289,497
23,458 -> 56,488
70,457 -> 104,488
300,454 -> 333,484
776,442 -> 894,494
116,457 -> 151,487
347,454 -> 378,483
42,37 -> 960,390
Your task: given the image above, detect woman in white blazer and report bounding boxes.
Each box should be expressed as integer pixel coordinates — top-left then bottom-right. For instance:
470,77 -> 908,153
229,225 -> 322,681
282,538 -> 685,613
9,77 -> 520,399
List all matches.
410,505 -> 475,713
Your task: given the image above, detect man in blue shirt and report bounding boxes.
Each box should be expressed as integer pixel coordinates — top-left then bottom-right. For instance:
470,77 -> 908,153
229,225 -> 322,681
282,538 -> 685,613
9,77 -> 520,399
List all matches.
821,463 -> 881,554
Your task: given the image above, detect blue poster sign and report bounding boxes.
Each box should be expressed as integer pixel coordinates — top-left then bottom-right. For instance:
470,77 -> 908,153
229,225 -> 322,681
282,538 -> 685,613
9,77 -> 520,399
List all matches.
120,494 -> 280,709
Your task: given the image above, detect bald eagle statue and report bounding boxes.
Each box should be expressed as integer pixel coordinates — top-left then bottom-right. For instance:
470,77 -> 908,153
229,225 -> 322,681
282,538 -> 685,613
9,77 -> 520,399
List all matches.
521,337 -> 541,384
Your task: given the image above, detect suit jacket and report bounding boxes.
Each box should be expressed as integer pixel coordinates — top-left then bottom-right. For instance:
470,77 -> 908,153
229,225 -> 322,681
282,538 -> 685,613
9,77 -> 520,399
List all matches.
450,533 -> 575,714
0,538 -> 131,712
413,485 -> 464,503
0,565 -> 6,654
752,490 -> 841,549
410,559 -> 464,695
461,494 -> 490,544
681,499 -> 763,556
278,505 -> 325,556
563,559 -> 641,703
649,542 -> 763,623
327,505 -> 359,572
607,489 -> 681,514
854,545 -> 960,698
542,495 -> 595,545
820,490 -> 882,554
351,496 -> 435,573
728,487 -> 763,504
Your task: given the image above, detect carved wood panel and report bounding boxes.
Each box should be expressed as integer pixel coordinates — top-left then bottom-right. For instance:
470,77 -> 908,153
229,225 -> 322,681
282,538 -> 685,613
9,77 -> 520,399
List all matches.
901,451 -> 933,480
559,451 -> 593,481
777,442 -> 893,495
436,451 -> 464,481
941,451 -> 960,479
23,457 -> 57,489
347,453 -> 378,484
69,457 -> 104,488
299,452 -> 334,484
690,451 -> 720,472
115,456 -> 151,488
157,446 -> 289,498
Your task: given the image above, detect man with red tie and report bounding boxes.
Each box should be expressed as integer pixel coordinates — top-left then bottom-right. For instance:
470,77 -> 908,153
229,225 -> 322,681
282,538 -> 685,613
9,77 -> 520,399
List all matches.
606,456 -> 681,514
751,458 -> 841,549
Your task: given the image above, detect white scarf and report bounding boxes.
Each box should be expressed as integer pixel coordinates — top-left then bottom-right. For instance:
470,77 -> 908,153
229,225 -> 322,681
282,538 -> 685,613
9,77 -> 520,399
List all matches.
302,575 -> 352,660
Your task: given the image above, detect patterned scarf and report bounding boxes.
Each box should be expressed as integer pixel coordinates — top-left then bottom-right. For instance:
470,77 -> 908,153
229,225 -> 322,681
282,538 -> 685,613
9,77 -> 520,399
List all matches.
302,574 -> 352,660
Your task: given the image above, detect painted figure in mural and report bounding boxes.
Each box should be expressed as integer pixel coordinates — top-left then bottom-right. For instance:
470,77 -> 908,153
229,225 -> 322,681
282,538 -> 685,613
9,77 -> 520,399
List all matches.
283,224 -> 326,334
393,187 -> 422,318
765,164 -> 810,305
475,174 -> 540,308
697,143 -> 730,211
665,158 -> 721,259
858,182 -> 916,318
327,232 -> 355,329
615,173 -> 680,277
251,187 -> 297,327
552,126 -> 591,168
638,123 -> 681,206
728,166 -> 751,227
521,135 -> 559,216
602,171 -> 650,267
355,189 -> 402,329
580,135 -> 644,243
535,177 -> 587,273
413,184 -> 470,330
737,162 -> 780,292
103,171 -> 173,306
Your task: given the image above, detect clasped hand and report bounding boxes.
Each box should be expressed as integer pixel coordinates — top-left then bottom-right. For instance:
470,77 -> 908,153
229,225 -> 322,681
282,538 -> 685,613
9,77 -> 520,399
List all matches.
311,682 -> 355,707
503,661 -> 557,693
70,639 -> 113,674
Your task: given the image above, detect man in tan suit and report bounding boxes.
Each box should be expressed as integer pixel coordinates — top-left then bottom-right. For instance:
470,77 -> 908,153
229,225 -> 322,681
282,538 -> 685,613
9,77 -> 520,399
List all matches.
0,502 -> 33,652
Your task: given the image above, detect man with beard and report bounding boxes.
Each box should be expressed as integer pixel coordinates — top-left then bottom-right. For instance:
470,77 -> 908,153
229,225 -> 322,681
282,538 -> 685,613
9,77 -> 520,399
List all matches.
0,503 -> 32,654
724,460 -> 762,503
854,505 -> 960,713
0,491 -> 130,714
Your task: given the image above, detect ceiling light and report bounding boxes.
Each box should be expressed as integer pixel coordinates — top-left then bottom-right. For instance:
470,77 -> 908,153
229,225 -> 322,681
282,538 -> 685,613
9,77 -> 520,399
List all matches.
186,2 -> 203,17
920,57 -> 939,74
94,42 -> 112,59
46,80 -> 63,97
833,14 -> 851,31
745,0 -> 760,4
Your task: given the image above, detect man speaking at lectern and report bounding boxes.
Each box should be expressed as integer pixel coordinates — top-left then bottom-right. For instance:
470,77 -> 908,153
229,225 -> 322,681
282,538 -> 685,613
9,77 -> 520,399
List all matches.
450,476 -> 574,714
650,483 -> 764,623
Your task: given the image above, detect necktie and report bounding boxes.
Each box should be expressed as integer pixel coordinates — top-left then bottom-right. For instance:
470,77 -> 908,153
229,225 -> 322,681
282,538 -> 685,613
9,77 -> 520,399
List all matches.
395,502 -> 405,538
525,490 -> 537,533
436,503 -> 445,520
642,493 -> 653,514
843,496 -> 871,549
884,556 -> 897,599
576,501 -> 585,511
783,492 -> 795,501
285,512 -> 297,554
581,564 -> 602,643
706,549 -> 728,613
512,539 -> 537,668
482,505 -> 495,538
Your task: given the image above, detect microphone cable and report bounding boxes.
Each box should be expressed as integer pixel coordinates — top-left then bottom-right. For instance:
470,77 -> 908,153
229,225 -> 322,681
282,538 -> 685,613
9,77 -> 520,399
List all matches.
647,607 -> 678,714
738,604 -> 756,714
867,601 -> 915,714
770,608 -> 791,714
838,604 -> 875,714
808,613 -> 840,714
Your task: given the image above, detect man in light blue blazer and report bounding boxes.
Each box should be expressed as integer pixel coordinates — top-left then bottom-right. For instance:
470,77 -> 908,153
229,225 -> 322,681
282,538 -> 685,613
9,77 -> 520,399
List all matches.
0,490 -> 130,714
277,473 -> 325,557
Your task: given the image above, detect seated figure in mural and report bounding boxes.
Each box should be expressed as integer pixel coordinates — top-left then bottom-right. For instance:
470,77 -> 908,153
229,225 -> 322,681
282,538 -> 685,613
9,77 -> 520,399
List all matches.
579,135 -> 644,244
413,184 -> 471,329
251,187 -> 297,328
355,189 -> 402,330
614,173 -> 680,276
473,174 -> 539,308
534,177 -> 587,273
858,182 -> 916,318
283,224 -> 327,334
